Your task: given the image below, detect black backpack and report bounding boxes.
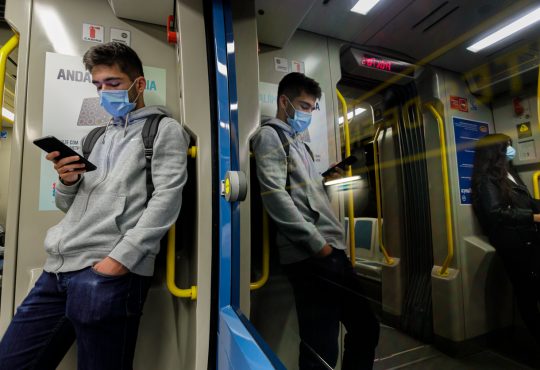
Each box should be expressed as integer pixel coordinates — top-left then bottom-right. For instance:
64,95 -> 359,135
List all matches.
82,113 -> 167,203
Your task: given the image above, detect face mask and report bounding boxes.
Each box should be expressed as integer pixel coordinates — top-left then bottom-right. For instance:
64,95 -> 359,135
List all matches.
100,78 -> 141,118
506,145 -> 516,161
285,97 -> 312,133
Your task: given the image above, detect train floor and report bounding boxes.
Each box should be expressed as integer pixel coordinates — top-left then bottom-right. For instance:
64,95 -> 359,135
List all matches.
374,323 -> 540,369
358,273 -> 540,369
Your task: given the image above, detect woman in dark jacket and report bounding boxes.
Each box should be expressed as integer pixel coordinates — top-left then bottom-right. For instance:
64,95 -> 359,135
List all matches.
472,133 -> 540,342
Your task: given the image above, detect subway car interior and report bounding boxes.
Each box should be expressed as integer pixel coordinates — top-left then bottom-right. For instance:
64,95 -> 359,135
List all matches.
1,0 -> 540,369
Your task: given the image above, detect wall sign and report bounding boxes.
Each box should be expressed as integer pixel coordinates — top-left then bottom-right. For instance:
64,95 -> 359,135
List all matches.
450,96 -> 468,112
453,117 -> 489,205
274,57 -> 289,73
82,23 -> 104,43
110,28 -> 131,46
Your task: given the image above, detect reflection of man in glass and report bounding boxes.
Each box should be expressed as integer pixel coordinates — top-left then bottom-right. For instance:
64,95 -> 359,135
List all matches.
251,73 -> 380,369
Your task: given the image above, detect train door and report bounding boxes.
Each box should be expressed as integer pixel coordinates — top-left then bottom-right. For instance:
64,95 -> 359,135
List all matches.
208,1 -> 285,368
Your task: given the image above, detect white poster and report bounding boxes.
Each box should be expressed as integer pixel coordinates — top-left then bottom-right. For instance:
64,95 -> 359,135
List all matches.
39,52 -> 167,211
258,81 -> 329,173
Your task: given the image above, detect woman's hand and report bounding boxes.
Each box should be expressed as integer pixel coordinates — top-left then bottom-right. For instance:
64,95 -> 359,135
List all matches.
533,214 -> 540,223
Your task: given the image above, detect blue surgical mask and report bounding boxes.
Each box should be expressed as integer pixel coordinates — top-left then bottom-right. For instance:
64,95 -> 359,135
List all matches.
99,78 -> 141,118
285,97 -> 312,133
506,145 -> 516,161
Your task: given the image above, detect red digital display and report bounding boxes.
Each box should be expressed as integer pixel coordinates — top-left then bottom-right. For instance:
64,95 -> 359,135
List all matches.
361,57 -> 393,71
353,50 -> 414,77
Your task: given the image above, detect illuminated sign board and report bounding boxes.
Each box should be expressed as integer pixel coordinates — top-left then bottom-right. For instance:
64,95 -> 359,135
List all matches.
352,50 -> 415,77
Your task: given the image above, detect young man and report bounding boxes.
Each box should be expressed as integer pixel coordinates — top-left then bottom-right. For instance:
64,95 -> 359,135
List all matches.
251,72 -> 380,370
0,42 -> 189,370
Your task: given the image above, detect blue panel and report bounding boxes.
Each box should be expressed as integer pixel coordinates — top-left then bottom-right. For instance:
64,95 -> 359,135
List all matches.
223,0 -> 241,308
218,306 -> 279,370
212,0 -> 232,309
452,117 -> 489,205
355,220 -> 372,251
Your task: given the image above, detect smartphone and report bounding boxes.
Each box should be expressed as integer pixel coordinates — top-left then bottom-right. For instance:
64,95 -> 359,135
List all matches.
33,135 -> 97,172
321,155 -> 357,177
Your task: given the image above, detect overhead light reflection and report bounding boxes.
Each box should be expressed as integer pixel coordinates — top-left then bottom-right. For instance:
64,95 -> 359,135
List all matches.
35,3 -> 77,55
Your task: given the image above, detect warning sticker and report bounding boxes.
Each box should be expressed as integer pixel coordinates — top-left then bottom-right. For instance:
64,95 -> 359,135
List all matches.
450,96 -> 468,112
517,121 -> 532,139
82,23 -> 104,43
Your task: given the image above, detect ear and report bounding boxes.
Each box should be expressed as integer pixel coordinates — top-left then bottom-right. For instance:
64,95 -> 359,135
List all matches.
136,77 -> 146,94
278,95 -> 288,111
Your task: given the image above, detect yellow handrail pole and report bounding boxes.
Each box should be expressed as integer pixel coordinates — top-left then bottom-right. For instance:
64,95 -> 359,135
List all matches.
533,171 -> 540,199
166,224 -> 197,299
424,103 -> 454,276
336,89 -> 356,266
250,209 -> 270,290
372,126 -> 394,265
0,34 -> 19,132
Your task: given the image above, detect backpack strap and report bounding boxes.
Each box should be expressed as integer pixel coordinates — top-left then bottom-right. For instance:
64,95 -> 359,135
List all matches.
263,123 -> 292,193
142,114 -> 168,204
304,143 -> 314,162
82,126 -> 107,159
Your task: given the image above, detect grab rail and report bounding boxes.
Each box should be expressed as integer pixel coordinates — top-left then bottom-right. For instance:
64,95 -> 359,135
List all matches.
0,33 -> 19,132
372,125 -> 394,265
250,209 -> 270,290
336,89 -> 356,266
166,224 -> 197,299
533,171 -> 540,199
424,103 -> 454,276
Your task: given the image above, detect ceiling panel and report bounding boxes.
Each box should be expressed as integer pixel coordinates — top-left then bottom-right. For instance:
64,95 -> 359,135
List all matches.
298,0 -> 540,73
255,0 -> 317,47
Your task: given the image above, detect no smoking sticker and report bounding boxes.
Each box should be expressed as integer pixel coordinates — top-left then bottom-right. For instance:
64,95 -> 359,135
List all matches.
110,28 -> 131,46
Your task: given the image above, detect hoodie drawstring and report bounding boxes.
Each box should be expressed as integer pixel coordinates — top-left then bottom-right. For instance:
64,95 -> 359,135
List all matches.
101,117 -> 114,144
124,112 -> 130,137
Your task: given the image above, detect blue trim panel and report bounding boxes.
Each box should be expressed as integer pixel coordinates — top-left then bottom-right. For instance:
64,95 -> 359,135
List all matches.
223,0 -> 241,308
218,306 -> 277,370
212,0 -> 232,310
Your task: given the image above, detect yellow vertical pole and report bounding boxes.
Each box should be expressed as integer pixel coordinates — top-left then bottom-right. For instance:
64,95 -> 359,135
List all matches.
336,89 -> 355,266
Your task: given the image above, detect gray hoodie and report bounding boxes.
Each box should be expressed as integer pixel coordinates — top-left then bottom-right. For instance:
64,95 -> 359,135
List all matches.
251,117 -> 345,264
43,105 -> 189,276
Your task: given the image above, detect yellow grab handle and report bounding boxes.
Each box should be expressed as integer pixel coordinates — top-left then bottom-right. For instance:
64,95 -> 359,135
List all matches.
250,209 -> 270,290
424,103 -> 454,276
0,33 -> 19,132
372,125 -> 394,265
167,224 -> 197,299
533,171 -> 540,199
336,89 -> 356,266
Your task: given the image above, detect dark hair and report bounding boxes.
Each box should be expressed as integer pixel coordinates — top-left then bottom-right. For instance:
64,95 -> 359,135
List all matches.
83,42 -> 144,80
471,133 -> 517,207
277,73 -> 321,102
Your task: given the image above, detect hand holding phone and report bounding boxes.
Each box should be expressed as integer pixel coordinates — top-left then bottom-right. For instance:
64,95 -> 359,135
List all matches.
34,135 -> 97,184
321,155 -> 357,177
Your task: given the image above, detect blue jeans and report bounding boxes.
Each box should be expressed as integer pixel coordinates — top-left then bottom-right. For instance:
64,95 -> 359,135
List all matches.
0,267 -> 152,370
